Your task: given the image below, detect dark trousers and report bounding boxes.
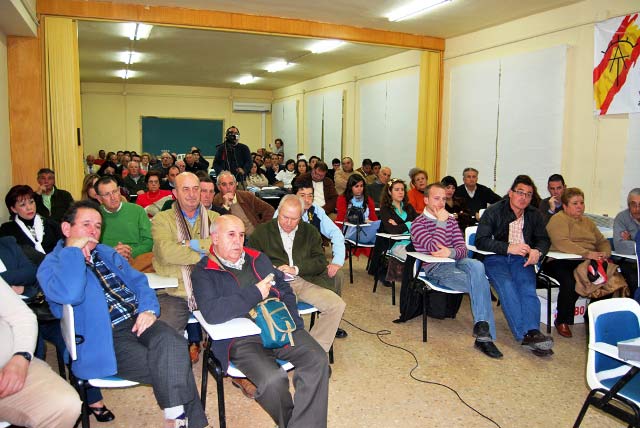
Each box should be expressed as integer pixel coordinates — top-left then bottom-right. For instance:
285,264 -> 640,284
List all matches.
542,259 -> 583,325
112,318 -> 207,428
229,329 -> 329,428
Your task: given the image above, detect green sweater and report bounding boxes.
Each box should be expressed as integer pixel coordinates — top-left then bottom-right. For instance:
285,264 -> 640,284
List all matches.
100,202 -> 153,258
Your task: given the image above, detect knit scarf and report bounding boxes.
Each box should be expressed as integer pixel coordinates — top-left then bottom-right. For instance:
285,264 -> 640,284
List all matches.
173,201 -> 209,310
15,215 -> 45,254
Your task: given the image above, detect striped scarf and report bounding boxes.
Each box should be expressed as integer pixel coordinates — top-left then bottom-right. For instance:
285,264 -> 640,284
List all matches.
173,201 -> 210,310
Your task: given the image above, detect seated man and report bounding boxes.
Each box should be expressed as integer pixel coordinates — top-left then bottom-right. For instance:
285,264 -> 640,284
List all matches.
33,168 -> 74,223
250,195 -> 346,354
37,201 -> 206,428
122,160 -> 147,196
538,174 -> 566,225
453,167 -> 501,220
294,161 -> 338,215
152,172 -> 220,332
191,215 -> 329,428
475,175 -> 554,357
212,171 -> 274,236
277,181 -> 348,339
95,176 -> 153,271
367,166 -> 392,208
613,188 -> 640,296
0,277 -> 81,428
411,184 -> 502,358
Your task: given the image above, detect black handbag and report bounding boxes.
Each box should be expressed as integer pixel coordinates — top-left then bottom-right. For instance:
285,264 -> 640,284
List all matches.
25,291 -> 57,322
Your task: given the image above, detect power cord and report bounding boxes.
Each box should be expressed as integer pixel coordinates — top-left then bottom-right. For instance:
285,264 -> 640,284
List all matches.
341,318 -> 502,428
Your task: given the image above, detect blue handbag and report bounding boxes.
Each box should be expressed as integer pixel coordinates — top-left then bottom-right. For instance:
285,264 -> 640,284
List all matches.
251,295 -> 296,349
344,220 -> 381,245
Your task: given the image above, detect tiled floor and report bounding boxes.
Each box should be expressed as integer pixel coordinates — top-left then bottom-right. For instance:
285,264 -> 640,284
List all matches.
49,256 -> 625,427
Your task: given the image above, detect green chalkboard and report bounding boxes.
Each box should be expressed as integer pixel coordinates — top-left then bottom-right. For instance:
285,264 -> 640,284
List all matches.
141,117 -> 223,156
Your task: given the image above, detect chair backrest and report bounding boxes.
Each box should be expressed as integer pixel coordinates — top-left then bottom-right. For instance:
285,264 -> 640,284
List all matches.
465,226 -> 477,247
586,298 -> 640,388
60,304 -> 78,361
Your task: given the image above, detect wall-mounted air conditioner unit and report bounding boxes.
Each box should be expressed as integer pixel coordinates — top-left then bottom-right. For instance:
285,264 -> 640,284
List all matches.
232,101 -> 272,112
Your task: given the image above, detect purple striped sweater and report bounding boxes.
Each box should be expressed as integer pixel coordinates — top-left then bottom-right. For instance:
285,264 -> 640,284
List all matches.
411,213 -> 467,260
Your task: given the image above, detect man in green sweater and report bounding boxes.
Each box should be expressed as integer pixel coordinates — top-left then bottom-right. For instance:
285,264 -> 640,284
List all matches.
95,176 -> 153,265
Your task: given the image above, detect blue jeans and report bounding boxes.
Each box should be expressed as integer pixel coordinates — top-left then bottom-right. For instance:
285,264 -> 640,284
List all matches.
423,258 -> 497,339
483,254 -> 540,341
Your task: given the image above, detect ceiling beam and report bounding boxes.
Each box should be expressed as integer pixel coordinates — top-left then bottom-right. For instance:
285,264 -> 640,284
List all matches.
37,0 -> 444,51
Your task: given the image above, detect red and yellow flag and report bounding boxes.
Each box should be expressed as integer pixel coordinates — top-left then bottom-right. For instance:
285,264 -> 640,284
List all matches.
594,13 -> 640,115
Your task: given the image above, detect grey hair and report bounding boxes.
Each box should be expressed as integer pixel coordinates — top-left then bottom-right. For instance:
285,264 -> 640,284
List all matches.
216,170 -> 236,185
278,194 -> 305,215
628,188 -> 640,205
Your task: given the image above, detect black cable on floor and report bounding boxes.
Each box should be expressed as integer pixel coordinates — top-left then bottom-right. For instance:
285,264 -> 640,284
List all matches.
341,318 -> 502,428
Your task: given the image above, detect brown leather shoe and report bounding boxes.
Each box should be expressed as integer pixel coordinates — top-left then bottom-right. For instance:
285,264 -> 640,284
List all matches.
232,378 -> 257,399
189,342 -> 200,363
555,323 -> 572,338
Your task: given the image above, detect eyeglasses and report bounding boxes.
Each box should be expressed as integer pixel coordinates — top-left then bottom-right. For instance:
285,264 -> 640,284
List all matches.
513,190 -> 533,199
99,189 -> 121,198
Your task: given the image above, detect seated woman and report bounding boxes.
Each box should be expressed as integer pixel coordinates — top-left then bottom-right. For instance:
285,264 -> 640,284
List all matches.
379,178 -> 418,260
275,159 -> 297,189
135,171 -> 173,209
0,186 -> 115,422
407,168 -> 428,213
295,158 -> 308,177
441,175 -> 475,231
336,174 -> 379,250
81,173 -> 101,204
544,187 -> 611,338
244,161 -> 269,189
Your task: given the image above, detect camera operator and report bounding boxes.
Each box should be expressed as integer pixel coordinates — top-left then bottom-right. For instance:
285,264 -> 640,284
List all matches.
213,126 -> 252,183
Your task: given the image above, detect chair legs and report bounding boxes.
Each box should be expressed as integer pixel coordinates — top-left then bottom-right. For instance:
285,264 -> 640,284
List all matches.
310,313 -> 334,364
422,291 -> 429,343
200,337 -> 227,428
573,387 -> 640,428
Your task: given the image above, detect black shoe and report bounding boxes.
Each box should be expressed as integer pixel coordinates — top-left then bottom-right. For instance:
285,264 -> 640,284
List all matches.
89,405 -> 116,423
335,328 -> 348,339
530,348 -> 554,357
521,329 -> 554,351
474,340 -> 503,359
472,321 -> 492,342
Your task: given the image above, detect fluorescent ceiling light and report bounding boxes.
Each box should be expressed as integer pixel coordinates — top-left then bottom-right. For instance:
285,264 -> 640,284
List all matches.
123,22 -> 153,40
309,39 -> 345,54
265,60 -> 293,73
116,69 -> 135,79
237,75 -> 258,85
119,51 -> 141,65
387,0 -> 451,22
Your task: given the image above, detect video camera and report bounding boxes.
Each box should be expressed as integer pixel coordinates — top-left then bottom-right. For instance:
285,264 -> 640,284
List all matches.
225,129 -> 239,145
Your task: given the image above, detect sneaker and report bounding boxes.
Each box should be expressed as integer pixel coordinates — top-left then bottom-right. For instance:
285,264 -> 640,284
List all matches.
472,321 -> 492,342
164,414 -> 188,428
521,329 -> 554,351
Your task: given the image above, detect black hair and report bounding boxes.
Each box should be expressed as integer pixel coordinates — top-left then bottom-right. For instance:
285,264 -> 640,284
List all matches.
62,200 -> 101,225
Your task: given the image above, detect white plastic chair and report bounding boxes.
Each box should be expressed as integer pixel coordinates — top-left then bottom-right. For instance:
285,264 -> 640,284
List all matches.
406,251 -> 458,342
61,304 -> 139,428
573,298 -> 640,427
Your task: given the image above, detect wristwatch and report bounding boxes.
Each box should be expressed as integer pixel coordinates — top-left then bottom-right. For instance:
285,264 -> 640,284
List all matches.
13,351 -> 32,362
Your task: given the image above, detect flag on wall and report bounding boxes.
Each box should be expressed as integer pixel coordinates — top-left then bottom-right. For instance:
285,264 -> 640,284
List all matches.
594,13 -> 640,115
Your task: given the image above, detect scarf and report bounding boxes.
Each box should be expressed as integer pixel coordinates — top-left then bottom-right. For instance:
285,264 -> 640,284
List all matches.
15,215 -> 45,254
173,201 -> 209,310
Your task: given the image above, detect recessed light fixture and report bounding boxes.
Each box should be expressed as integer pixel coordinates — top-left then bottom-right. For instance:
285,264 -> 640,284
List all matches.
237,75 -> 258,85
265,60 -> 293,73
116,69 -> 135,79
119,51 -> 141,65
309,39 -> 345,54
387,0 -> 451,22
123,22 -> 153,40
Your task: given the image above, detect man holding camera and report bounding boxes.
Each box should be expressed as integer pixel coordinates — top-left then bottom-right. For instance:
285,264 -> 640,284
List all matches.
213,126 -> 252,182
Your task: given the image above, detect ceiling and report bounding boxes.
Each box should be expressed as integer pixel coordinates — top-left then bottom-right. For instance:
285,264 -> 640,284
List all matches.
77,0 -> 584,90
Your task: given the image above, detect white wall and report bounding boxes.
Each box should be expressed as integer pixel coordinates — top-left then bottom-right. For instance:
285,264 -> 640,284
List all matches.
81,83 -> 273,157
0,31 -> 12,222
273,50 -> 422,168
442,0 -> 640,215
